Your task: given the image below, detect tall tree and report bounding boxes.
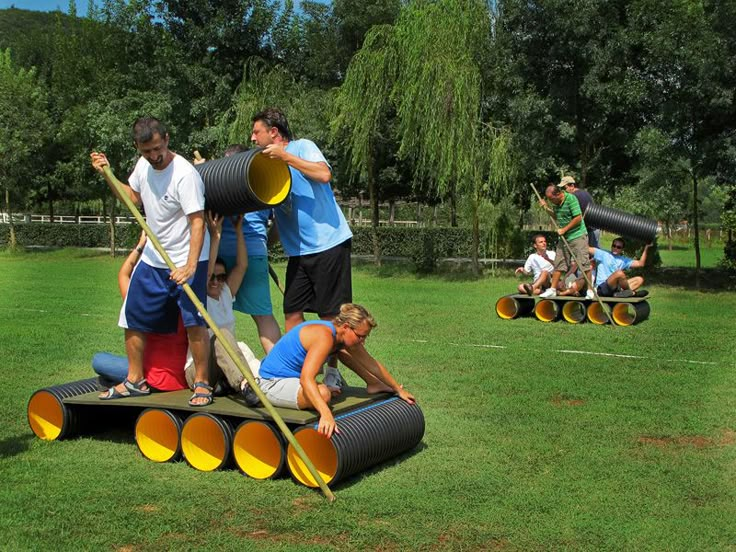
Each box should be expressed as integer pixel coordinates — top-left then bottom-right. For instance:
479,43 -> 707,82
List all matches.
630,0 -> 736,287
332,25 -> 399,262
0,49 -> 49,248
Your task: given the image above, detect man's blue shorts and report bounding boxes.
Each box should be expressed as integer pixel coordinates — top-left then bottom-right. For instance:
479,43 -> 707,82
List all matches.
119,260 -> 208,332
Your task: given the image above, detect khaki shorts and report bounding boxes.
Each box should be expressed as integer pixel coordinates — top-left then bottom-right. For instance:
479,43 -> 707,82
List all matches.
257,377 -> 301,409
553,235 -> 591,273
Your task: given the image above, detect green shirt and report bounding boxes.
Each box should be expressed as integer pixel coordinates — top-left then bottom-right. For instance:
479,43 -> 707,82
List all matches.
553,192 -> 587,240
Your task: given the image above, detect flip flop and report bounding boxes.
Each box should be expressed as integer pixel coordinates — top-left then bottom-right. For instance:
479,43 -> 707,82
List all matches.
522,283 -> 533,296
189,382 -> 214,407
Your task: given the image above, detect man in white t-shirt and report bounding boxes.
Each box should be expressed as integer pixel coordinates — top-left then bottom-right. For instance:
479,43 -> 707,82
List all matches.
90,117 -> 212,406
515,234 -> 556,295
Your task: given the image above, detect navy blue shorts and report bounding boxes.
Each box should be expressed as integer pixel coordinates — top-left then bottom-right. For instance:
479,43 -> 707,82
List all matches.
119,260 -> 208,332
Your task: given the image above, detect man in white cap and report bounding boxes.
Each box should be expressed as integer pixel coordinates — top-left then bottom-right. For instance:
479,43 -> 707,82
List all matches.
559,175 -> 599,247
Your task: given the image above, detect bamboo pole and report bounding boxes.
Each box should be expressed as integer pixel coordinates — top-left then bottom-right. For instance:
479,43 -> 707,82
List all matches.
101,166 -> 336,501
529,183 -> 616,327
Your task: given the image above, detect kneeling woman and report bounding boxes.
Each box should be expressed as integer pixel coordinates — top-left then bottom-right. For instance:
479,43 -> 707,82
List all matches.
258,303 -> 415,439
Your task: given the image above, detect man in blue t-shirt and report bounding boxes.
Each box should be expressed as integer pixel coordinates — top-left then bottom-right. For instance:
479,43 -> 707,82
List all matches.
589,237 -> 652,297
250,108 -> 353,389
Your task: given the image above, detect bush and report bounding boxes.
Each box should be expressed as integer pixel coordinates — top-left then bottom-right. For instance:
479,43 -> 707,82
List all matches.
0,222 -> 141,250
2,222 -> 559,272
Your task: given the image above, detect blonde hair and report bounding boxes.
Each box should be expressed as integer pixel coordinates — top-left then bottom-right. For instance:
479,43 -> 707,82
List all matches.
333,303 -> 377,330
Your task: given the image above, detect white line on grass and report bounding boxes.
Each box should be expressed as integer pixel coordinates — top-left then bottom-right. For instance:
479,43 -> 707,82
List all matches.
408,339 -> 716,365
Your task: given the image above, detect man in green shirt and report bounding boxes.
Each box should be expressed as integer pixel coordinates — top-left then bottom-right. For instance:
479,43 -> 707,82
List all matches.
538,184 -> 594,299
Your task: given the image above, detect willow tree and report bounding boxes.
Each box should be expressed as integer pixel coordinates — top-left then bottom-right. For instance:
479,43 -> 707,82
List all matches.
331,25 -> 399,263
392,0 -> 511,273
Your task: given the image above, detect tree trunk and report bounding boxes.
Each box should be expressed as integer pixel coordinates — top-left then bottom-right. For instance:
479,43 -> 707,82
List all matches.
5,187 -> 17,249
471,190 -> 480,275
388,200 -> 395,225
108,198 -> 116,258
449,184 -> 457,227
692,172 -> 701,290
367,163 -> 381,266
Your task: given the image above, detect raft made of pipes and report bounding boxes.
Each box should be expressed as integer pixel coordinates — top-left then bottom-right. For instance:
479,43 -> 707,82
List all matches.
495,294 -> 651,326
27,382 -> 424,487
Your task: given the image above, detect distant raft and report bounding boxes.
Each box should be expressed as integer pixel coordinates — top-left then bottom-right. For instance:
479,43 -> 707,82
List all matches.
27,381 -> 425,488
495,294 -> 650,326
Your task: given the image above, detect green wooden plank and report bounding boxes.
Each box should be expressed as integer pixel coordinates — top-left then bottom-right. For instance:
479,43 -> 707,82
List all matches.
505,293 -> 650,303
63,386 -> 392,425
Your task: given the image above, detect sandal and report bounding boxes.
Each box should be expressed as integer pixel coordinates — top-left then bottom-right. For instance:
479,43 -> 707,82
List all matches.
99,378 -> 150,400
522,283 -> 533,296
189,382 -> 214,407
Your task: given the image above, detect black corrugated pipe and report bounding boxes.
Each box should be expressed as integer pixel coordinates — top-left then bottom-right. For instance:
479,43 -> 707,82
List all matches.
27,378 -> 100,440
584,204 -> 658,242
195,149 -> 292,216
287,398 -> 425,487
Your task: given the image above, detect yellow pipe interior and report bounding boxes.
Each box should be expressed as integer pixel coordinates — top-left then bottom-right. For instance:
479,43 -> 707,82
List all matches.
181,415 -> 229,472
534,299 -> 559,322
287,428 -> 338,488
562,301 -> 587,324
495,296 -> 519,320
135,409 -> 180,463
28,391 -> 64,441
586,302 -> 610,325
248,154 -> 291,205
612,303 -> 635,326
233,421 -> 284,479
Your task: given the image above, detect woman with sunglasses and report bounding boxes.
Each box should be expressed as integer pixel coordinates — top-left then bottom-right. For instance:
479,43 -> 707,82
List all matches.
184,212 -> 261,406
257,303 -> 416,439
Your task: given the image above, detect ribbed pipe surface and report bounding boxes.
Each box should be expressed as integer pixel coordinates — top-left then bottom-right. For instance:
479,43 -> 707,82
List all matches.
181,413 -> 233,472
495,295 -> 535,320
612,301 -> 650,326
233,420 -> 286,479
196,149 -> 291,216
27,378 -> 99,440
562,301 -> 587,324
534,299 -> 561,322
584,203 -> 658,242
135,408 -> 184,463
287,398 -> 425,487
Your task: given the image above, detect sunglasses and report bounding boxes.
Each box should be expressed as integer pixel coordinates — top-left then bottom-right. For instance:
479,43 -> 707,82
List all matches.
209,272 -> 227,282
612,244 -> 624,250
351,327 -> 370,341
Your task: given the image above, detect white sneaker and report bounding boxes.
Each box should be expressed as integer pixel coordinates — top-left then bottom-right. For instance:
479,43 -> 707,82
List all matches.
323,367 -> 345,390
585,289 -> 595,300
540,288 -> 557,299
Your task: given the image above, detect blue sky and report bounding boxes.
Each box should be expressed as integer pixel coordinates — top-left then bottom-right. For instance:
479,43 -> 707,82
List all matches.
0,1 -> 96,13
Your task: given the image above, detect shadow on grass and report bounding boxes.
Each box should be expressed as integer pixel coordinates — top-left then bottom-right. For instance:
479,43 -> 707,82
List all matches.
328,441 -> 428,491
0,434 -> 34,459
645,267 -> 736,292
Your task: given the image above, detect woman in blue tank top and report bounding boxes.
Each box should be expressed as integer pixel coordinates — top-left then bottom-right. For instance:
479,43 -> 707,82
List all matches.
257,304 -> 416,438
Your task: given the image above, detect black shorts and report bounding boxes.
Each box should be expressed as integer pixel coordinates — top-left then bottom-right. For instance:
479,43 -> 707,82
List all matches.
596,281 -> 616,297
283,239 -> 352,317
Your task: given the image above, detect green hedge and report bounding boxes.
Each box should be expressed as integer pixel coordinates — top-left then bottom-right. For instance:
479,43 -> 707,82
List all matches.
0,222 -> 142,250
0,222 -> 564,271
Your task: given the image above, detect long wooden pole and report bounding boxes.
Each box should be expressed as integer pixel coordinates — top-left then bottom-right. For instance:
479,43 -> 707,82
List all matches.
530,184 -> 615,327
102,166 -> 336,501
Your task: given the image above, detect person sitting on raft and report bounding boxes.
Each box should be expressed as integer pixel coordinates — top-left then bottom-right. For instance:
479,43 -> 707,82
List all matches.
256,303 -> 415,439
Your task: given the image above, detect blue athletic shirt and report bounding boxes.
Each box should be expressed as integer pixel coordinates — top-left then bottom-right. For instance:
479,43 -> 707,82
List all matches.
592,248 -> 633,287
275,139 -> 353,256
218,210 -> 270,258
259,320 -> 335,379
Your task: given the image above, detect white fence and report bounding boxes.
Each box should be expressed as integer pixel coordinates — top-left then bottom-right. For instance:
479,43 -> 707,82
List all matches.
1,213 -> 136,224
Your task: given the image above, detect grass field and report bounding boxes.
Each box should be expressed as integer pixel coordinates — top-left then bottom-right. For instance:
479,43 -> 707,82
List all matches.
1,249 -> 735,550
